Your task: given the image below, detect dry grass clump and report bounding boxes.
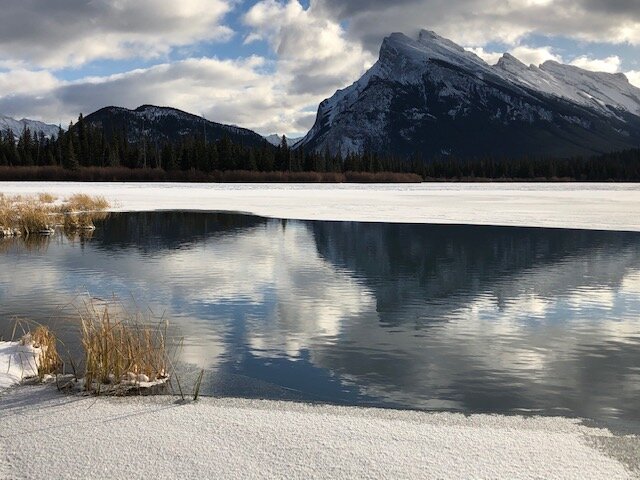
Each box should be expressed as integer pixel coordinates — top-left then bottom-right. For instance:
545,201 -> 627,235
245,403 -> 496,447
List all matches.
37,192 -> 57,204
0,193 -> 109,237
79,301 -> 169,394
29,325 -> 62,377
13,321 -> 62,379
64,193 -> 110,213
59,194 -> 110,231
16,201 -> 56,235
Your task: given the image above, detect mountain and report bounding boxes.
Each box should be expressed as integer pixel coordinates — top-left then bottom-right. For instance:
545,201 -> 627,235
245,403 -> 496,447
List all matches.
85,105 -> 268,148
298,30 -> 640,159
0,115 -> 60,139
264,134 -> 303,147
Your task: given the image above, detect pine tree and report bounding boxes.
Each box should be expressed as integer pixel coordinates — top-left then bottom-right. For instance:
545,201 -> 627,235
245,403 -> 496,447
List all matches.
63,131 -> 79,170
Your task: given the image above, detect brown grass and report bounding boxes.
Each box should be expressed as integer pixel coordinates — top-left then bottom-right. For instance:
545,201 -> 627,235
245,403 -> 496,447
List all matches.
13,320 -> 62,379
30,325 -> 62,378
0,193 -> 109,237
0,166 -> 424,183
79,301 -> 169,394
37,193 -> 57,204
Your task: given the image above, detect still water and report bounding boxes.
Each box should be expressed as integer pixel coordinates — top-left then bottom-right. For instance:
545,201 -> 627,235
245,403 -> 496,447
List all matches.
1,212 -> 639,426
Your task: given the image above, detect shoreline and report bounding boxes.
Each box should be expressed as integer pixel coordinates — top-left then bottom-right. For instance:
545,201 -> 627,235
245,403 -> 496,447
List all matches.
1,181 -> 640,232
1,384 -> 637,479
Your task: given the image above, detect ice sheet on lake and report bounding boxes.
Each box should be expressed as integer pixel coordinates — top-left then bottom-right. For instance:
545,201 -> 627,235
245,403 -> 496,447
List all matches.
1,182 -> 639,231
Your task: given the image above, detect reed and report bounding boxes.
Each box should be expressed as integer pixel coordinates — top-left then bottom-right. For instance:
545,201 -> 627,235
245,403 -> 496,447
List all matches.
79,301 -> 169,394
0,193 -> 109,237
30,325 -> 62,378
13,320 -> 62,379
37,193 -> 57,204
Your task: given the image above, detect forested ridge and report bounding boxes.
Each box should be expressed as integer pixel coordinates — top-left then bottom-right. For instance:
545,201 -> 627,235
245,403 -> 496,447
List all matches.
0,114 -> 638,182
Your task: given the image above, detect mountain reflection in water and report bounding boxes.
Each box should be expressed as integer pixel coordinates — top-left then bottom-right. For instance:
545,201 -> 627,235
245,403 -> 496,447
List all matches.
1,212 -> 639,429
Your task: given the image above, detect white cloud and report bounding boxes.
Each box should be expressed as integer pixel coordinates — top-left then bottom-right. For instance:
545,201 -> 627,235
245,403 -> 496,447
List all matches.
1,0 -> 639,137
465,48 -> 503,65
315,0 -> 640,53
244,0 -> 374,95
627,70 -> 640,88
570,55 -> 621,73
0,69 -> 59,97
510,46 -> 562,66
0,52 -> 339,136
0,0 -> 233,69
467,45 -> 561,67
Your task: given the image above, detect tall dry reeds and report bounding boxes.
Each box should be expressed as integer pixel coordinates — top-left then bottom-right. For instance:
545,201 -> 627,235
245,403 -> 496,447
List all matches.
0,193 -> 109,237
12,320 -> 62,379
79,301 -> 169,393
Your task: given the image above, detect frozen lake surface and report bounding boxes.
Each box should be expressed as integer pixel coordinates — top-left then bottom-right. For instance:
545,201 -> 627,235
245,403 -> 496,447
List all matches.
1,181 -> 640,231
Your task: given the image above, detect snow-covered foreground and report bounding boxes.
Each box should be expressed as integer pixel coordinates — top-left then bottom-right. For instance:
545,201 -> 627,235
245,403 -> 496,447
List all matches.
1,182 -> 640,231
0,386 -> 637,480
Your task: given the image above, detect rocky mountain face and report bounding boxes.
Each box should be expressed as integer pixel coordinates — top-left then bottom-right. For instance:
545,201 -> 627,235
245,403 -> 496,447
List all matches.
85,105 -> 268,148
298,30 -> 640,159
0,115 -> 60,139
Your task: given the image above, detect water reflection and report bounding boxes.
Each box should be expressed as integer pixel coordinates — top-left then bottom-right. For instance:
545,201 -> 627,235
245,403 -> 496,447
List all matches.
1,212 -> 639,426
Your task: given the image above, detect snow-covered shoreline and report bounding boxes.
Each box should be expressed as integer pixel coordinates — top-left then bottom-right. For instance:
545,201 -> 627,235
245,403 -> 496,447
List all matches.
0,385 -> 637,479
1,181 -> 640,231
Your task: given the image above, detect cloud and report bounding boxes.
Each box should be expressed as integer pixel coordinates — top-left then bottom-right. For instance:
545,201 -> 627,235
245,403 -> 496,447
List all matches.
628,71 -> 640,88
0,69 -> 59,97
570,55 -> 621,73
509,46 -> 563,66
0,0 -> 233,68
243,0 -> 374,95
0,54 -> 334,135
314,0 -> 640,52
471,45 -> 562,67
1,0 -> 639,136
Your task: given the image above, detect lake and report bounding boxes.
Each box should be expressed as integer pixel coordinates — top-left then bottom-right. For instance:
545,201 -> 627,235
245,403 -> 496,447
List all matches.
1,211 -> 639,429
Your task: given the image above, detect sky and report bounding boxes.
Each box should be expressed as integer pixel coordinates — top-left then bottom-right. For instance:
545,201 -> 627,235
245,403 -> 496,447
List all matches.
0,0 -> 639,137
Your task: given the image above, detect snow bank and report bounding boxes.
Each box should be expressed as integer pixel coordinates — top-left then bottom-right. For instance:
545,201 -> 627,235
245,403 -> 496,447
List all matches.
0,341 -> 38,390
1,182 -> 640,231
0,385 -> 636,479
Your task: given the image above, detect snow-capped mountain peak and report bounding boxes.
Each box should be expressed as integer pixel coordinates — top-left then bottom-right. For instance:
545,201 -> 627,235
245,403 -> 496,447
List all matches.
0,115 -> 60,139
264,134 -> 302,147
299,29 -> 640,159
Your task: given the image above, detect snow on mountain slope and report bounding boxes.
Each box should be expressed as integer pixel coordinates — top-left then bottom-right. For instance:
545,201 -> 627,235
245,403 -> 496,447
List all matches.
85,105 -> 267,147
495,55 -> 640,117
264,134 -> 302,147
299,30 -> 640,158
0,115 -> 60,139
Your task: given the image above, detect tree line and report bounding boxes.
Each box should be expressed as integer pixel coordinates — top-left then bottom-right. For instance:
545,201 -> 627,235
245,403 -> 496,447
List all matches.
0,114 -> 639,181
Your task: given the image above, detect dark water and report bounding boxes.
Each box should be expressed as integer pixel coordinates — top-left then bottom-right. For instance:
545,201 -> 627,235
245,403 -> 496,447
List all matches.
1,212 -> 640,427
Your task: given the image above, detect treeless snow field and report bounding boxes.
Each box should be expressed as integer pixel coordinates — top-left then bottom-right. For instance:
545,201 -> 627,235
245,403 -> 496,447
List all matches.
0,385 -> 637,480
1,181 -> 640,231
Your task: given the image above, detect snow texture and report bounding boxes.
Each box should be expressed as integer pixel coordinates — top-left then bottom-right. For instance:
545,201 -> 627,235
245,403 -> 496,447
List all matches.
0,385 -> 636,479
0,341 -> 39,390
1,182 -> 639,232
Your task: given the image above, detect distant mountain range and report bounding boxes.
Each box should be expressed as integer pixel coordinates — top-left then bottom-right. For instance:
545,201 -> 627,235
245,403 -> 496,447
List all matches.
3,31 -> 640,160
84,105 -> 268,148
263,134 -> 303,147
0,115 -> 60,139
298,30 -> 640,159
